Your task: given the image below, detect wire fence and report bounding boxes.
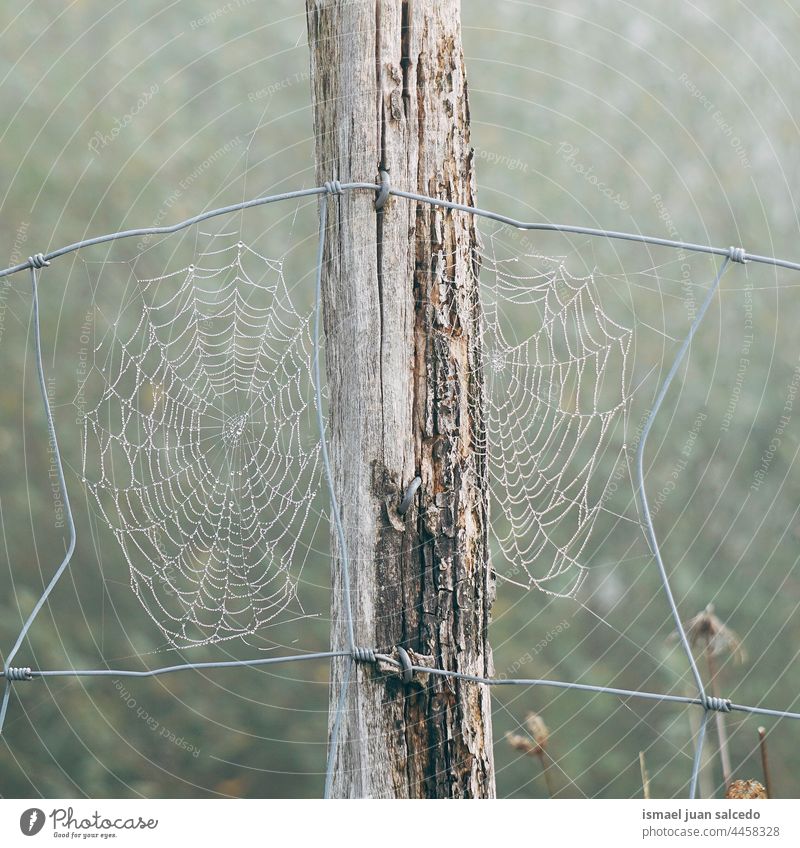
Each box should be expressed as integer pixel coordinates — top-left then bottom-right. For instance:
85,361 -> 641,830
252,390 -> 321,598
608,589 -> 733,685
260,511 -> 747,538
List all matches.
2,178 -> 800,799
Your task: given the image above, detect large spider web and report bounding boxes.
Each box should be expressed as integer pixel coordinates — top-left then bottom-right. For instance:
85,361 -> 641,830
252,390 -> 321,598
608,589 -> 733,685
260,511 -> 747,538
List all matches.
79,235 -> 321,649
478,240 -> 633,598
78,223 -> 635,648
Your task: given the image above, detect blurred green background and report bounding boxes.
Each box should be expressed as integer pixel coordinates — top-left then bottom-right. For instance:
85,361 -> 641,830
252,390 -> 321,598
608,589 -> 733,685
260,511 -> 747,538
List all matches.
1,0 -> 799,799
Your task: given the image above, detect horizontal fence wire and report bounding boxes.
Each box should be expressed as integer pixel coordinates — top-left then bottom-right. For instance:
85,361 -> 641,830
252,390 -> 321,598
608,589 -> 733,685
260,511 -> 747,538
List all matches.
25,652 -> 349,678
6,656 -> 798,721
2,180 -> 800,800
4,180 -> 800,280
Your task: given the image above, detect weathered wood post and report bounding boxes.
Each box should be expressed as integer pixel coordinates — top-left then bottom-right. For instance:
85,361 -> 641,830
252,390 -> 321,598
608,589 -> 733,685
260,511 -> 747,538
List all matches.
306,0 -> 495,798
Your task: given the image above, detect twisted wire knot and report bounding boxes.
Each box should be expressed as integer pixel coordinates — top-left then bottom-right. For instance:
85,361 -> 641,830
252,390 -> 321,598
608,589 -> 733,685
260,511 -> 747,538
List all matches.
351,647 -> 376,664
323,180 -> 343,196
4,667 -> 33,681
28,253 -> 50,270
702,695 -> 731,712
728,246 -> 747,264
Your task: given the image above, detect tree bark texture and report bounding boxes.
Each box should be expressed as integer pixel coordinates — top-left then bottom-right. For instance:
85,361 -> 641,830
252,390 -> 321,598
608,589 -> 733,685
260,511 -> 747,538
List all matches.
306,0 -> 495,798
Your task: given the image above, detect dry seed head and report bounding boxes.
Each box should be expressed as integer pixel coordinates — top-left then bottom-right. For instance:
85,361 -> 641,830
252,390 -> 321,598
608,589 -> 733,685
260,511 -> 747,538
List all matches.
684,603 -> 746,662
725,779 -> 767,799
524,711 -> 550,755
505,731 -> 538,757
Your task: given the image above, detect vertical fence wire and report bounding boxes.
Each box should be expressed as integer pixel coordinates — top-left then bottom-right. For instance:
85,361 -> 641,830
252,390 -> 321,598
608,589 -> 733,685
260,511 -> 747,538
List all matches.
634,255 -> 735,797
0,265 -> 78,735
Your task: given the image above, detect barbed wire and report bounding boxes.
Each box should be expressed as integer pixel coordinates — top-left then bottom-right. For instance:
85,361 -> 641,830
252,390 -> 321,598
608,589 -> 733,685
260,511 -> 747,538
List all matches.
2,179 -> 799,800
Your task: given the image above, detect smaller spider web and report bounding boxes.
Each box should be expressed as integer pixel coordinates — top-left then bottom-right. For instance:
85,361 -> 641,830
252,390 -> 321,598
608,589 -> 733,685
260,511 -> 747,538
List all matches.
477,240 -> 634,598
78,234 -> 322,649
